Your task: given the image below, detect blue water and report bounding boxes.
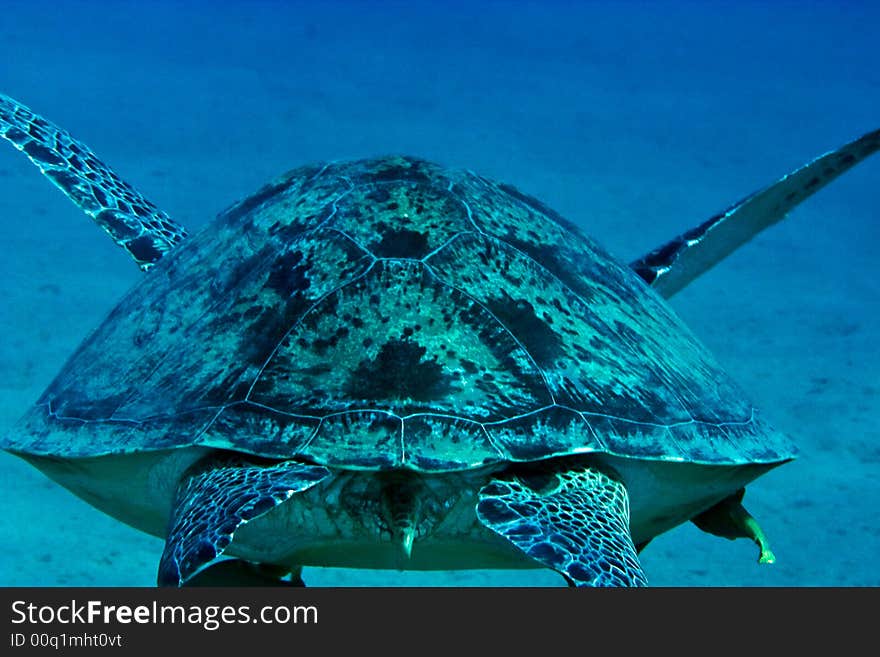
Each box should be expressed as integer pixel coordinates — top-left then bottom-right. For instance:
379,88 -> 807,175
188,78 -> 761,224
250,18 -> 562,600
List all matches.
0,0 -> 877,586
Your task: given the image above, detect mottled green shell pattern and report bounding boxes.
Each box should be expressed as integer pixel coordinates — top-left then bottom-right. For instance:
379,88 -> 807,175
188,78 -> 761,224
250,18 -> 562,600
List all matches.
4,156 -> 795,470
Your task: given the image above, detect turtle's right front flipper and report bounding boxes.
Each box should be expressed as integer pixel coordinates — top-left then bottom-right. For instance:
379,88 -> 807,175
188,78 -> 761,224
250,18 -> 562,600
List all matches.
0,94 -> 188,270
631,127 -> 880,298
158,458 -> 330,587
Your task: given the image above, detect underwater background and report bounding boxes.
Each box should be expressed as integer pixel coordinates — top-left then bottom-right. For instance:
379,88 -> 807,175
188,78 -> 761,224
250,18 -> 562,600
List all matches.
0,0 -> 877,586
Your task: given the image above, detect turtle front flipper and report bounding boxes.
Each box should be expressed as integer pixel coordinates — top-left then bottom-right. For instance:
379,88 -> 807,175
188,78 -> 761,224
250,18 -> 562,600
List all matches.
0,94 -> 188,270
158,458 -> 331,587
477,462 -> 647,587
631,127 -> 880,298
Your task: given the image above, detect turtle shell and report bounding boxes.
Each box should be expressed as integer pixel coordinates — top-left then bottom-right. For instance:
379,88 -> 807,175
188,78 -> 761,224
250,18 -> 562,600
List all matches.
4,156 -> 796,471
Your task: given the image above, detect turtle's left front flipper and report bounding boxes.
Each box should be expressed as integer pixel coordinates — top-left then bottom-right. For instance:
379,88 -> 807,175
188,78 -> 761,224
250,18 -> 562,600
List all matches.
0,94 -> 188,270
158,458 -> 330,587
631,127 -> 880,298
477,463 -> 647,587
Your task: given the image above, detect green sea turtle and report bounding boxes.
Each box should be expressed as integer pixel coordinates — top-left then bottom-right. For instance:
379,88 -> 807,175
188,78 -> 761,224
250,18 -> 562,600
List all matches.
1,93 -> 877,587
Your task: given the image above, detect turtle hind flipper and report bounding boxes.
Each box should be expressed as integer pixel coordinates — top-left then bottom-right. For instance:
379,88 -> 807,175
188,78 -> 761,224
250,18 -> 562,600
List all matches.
631,127 -> 880,298
0,93 -> 189,270
158,458 -> 331,587
477,463 -> 647,587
